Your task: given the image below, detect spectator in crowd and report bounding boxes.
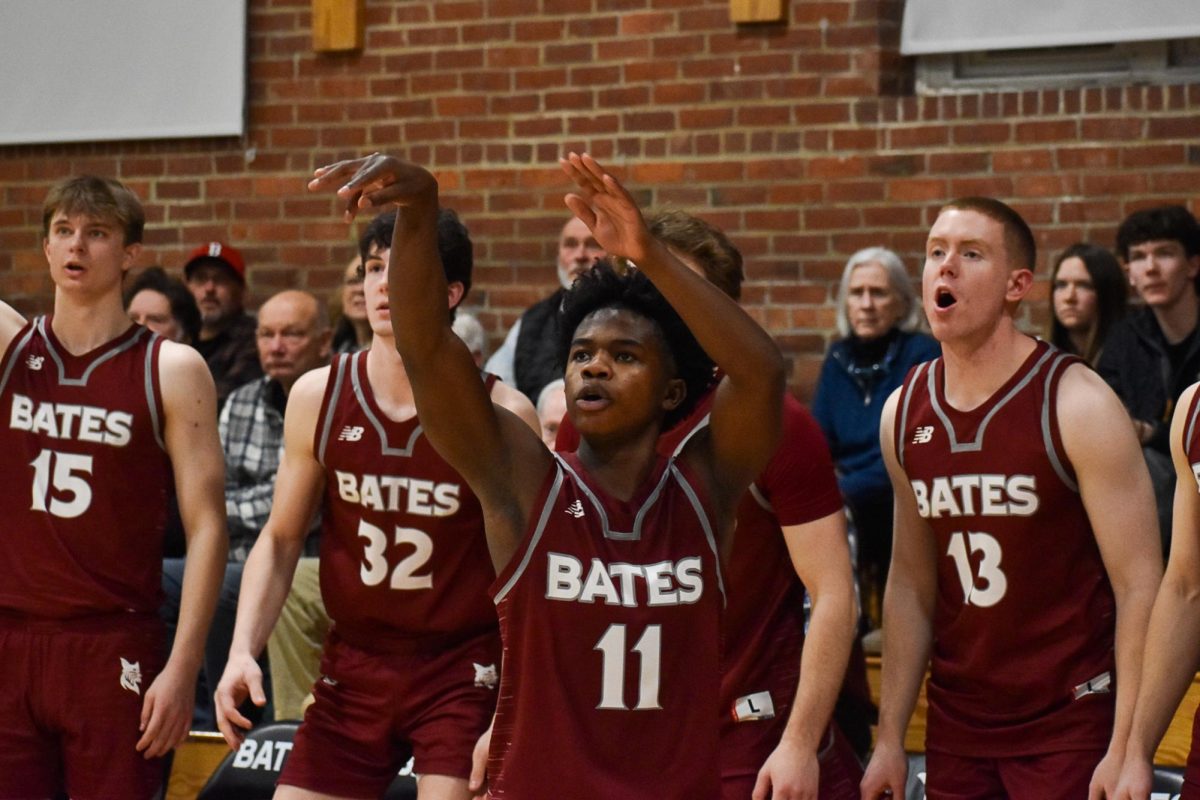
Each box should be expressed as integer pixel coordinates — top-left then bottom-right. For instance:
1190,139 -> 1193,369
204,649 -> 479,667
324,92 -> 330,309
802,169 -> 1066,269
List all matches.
124,267 -> 203,559
535,378 -> 567,448
125,266 -> 202,345
162,289 -> 330,728
811,247 -> 940,632
485,216 -> 605,400
453,310 -> 489,367
1097,205 -> 1200,550
185,241 -> 262,409
331,254 -> 371,354
1048,243 -> 1128,367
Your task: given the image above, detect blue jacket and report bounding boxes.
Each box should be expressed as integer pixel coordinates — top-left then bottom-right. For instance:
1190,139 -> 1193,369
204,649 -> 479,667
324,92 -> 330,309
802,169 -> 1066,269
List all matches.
811,330 -> 940,509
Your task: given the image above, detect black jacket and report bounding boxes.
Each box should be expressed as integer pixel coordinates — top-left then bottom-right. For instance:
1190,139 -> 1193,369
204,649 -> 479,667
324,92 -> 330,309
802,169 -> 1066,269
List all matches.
1096,306 -> 1200,456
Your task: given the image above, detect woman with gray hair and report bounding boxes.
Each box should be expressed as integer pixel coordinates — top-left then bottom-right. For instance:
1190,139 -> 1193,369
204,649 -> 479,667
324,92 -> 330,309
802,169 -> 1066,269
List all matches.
812,246 -> 940,632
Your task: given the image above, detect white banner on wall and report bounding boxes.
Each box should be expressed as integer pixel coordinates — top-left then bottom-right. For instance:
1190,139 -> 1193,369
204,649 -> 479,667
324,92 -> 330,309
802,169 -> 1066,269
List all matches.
0,0 -> 246,145
901,0 -> 1200,55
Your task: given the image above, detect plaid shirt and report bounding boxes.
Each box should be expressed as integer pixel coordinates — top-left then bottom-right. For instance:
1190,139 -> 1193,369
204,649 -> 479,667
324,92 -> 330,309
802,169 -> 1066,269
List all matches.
219,376 -> 288,562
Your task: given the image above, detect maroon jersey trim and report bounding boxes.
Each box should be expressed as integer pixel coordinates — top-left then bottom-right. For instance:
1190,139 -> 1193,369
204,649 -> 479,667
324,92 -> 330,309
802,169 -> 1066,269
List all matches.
1185,386 -> 1200,457
1040,351 -> 1079,493
348,352 -> 422,456
896,359 -> 932,470
0,320 -> 37,398
925,344 -> 1055,454
143,333 -> 166,451
315,351 -> 352,465
492,461 -> 565,604
36,316 -> 149,388
558,454 -> 674,542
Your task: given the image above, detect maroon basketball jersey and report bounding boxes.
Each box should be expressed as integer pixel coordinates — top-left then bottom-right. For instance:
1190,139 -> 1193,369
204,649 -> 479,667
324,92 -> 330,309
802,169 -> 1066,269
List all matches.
1179,387 -> 1200,780
0,317 -> 171,619
487,451 -> 725,799
895,339 -> 1116,757
313,352 -> 498,649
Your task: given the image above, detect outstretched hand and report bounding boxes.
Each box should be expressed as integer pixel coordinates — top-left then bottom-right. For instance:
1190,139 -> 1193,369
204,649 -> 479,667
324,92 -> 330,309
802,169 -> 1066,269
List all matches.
308,153 -> 438,222
560,152 -> 654,264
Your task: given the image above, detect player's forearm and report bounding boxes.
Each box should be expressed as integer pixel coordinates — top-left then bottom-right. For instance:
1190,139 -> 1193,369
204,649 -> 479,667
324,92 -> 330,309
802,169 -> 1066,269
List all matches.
875,585 -> 932,747
781,587 -> 858,750
227,530 -> 305,660
169,521 -> 227,675
384,179 -> 449,369
1125,577 -> 1200,761
1107,578 -> 1160,755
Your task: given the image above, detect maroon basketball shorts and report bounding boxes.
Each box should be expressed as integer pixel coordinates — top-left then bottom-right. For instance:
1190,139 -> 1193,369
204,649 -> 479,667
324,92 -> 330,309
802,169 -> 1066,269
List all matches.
1182,709 -> 1200,799
720,718 -> 862,800
279,627 -> 502,798
0,614 -> 166,800
924,747 -> 1106,800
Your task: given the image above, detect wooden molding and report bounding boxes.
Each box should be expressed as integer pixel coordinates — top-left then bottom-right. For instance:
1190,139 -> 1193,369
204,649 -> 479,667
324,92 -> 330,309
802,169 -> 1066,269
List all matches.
312,0 -> 364,53
730,0 -> 785,23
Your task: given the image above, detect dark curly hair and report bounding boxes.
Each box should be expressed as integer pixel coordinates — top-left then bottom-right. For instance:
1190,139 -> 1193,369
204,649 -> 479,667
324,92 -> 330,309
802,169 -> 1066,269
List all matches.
557,260 -> 715,430
358,208 -> 474,312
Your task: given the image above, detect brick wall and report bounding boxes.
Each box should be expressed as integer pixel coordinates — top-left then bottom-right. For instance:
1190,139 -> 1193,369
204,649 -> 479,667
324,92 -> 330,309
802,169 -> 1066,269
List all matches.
2,0 -> 1198,398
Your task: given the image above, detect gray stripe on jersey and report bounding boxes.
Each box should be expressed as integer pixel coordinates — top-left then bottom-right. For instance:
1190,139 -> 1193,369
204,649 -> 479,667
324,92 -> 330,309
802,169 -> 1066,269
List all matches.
748,483 -> 772,513
896,359 -> 929,470
557,452 -> 676,541
317,353 -> 352,465
1041,353 -> 1078,493
349,351 -> 422,457
0,321 -> 38,398
40,316 -> 149,387
929,346 -> 1055,453
494,460 -> 565,605
669,412 -> 711,458
671,462 -> 726,607
144,333 -> 165,451
1186,389 -> 1200,457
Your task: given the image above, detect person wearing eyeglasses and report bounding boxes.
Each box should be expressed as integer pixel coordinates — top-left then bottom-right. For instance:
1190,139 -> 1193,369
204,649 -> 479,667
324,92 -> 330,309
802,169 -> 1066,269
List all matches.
811,247 -> 940,635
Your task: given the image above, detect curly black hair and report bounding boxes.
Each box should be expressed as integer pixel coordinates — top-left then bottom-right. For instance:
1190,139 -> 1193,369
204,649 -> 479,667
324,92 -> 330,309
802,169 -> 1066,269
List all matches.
557,260 -> 715,430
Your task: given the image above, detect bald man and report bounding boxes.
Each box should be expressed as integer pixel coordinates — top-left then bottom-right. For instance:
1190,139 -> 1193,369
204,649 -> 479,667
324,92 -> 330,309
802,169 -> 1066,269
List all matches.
484,216 -> 605,400
161,289 -> 331,727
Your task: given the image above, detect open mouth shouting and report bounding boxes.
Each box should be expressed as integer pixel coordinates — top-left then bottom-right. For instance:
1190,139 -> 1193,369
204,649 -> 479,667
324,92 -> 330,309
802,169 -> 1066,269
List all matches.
934,287 -> 957,310
575,382 -> 611,412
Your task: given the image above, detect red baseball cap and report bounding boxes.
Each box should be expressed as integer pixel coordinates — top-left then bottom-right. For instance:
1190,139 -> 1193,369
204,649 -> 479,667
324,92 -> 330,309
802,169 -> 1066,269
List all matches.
184,241 -> 246,284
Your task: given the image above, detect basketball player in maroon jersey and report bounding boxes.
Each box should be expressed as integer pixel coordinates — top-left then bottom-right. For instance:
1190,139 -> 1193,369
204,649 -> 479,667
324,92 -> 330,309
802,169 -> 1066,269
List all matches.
860,198 -> 1162,800
0,176 -> 227,799
308,151 -> 784,798
1115,381 -> 1200,799
214,208 -> 538,800
550,209 -> 863,799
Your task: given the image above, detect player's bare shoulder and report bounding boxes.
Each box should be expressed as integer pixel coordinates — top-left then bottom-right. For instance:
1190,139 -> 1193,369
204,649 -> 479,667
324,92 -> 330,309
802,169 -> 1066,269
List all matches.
156,339 -> 217,414
489,377 -> 541,435
0,300 -> 28,356
1054,361 -> 1130,443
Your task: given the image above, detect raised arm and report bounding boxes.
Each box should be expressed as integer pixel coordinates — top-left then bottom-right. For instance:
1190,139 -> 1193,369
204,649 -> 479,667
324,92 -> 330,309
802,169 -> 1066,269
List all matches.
214,368 -> 328,748
307,155 -> 552,546
861,388 -> 937,800
561,153 -> 785,510
1056,363 -> 1163,798
1116,382 -> 1200,800
139,341 -> 228,758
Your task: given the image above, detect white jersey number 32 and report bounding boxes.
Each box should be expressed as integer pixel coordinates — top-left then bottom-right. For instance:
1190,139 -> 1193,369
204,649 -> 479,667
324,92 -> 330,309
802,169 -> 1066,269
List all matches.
946,530 -> 1007,607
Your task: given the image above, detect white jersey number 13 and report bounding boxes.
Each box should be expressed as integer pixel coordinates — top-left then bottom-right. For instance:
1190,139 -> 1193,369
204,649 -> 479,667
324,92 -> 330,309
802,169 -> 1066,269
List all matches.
947,530 -> 1007,607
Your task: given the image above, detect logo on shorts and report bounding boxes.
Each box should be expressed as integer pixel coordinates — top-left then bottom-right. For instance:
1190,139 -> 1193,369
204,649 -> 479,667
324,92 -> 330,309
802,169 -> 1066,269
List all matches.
565,500 -> 585,518
911,425 -> 935,444
338,426 -> 365,442
25,355 -> 44,371
119,658 -> 142,695
473,662 -> 498,690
